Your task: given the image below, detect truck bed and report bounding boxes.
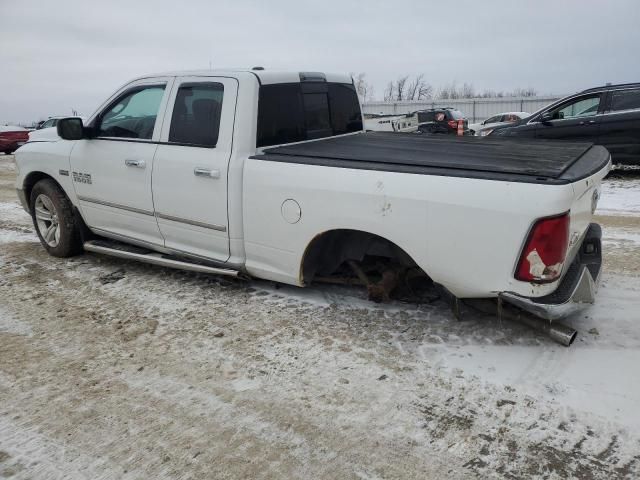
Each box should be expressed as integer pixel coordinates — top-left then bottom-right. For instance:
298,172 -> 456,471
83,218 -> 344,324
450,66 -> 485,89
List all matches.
252,132 -> 610,185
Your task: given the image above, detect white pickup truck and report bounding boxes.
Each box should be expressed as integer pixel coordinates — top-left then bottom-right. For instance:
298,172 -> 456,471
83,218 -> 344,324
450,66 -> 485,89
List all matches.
14,69 -> 610,327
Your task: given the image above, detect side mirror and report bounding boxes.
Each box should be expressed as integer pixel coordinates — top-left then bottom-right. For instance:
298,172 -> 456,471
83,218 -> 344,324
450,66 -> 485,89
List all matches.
57,117 -> 85,140
539,112 -> 554,124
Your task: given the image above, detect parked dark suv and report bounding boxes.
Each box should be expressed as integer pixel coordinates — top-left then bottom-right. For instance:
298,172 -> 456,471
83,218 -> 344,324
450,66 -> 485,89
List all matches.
416,108 -> 469,135
490,83 -> 640,165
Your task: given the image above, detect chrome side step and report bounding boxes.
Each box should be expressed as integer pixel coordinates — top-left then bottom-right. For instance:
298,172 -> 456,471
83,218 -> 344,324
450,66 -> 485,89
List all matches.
83,241 -> 239,277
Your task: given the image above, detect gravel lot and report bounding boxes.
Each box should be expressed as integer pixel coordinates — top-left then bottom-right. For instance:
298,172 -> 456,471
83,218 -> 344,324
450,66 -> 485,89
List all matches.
1,153 -> 639,479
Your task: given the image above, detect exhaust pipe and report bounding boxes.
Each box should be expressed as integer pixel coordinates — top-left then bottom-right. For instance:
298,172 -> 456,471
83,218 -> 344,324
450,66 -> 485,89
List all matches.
458,296 -> 578,347
505,309 -> 577,346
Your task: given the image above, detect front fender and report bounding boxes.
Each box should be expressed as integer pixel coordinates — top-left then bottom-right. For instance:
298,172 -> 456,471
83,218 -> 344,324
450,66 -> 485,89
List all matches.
15,140 -> 78,210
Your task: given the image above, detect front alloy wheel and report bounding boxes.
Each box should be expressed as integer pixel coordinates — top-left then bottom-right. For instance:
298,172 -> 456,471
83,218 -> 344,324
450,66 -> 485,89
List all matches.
29,178 -> 83,257
34,194 -> 61,247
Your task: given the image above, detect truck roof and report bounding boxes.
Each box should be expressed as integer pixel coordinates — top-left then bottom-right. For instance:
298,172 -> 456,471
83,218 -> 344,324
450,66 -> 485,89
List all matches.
134,69 -> 353,85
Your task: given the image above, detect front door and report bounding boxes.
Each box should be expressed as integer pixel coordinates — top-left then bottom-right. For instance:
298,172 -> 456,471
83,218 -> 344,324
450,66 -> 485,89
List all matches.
152,76 -> 237,261
70,79 -> 173,246
535,93 -> 603,142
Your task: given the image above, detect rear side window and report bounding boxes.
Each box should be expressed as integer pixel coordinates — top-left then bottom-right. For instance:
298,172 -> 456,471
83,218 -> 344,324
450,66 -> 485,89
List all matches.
448,110 -> 464,120
169,82 -> 224,147
257,82 -> 362,147
328,84 -> 364,135
303,92 -> 332,139
417,111 -> 435,122
610,89 -> 640,112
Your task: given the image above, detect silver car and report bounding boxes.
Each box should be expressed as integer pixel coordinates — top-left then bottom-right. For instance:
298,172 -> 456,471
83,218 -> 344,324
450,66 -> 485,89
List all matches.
469,111 -> 530,136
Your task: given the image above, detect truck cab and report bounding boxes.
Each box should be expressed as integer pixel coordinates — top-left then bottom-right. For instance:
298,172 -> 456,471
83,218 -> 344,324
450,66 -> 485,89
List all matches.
16,70 -> 362,265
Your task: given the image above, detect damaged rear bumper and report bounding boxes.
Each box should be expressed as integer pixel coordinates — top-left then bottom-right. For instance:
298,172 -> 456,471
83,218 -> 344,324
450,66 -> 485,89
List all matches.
500,223 -> 602,320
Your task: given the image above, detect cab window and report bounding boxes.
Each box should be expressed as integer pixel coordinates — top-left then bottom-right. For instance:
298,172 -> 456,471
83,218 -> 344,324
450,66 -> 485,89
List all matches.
169,82 -> 224,147
98,85 -> 166,139
550,95 -> 600,120
256,82 -> 362,147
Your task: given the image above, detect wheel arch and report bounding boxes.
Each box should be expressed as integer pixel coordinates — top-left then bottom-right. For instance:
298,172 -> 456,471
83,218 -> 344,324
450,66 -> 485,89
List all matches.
22,171 -> 67,211
299,228 -> 421,285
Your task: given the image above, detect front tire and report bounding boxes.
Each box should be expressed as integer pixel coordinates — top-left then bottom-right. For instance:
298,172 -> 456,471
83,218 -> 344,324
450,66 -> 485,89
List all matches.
30,179 -> 83,257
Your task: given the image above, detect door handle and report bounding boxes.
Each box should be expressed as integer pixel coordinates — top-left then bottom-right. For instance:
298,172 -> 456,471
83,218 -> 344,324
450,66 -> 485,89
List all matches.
125,159 -> 146,168
579,120 -> 597,126
194,167 -> 220,179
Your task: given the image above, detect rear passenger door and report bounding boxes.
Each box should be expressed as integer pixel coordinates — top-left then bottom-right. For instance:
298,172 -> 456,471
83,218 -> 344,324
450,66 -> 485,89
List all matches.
598,87 -> 640,164
152,76 -> 238,262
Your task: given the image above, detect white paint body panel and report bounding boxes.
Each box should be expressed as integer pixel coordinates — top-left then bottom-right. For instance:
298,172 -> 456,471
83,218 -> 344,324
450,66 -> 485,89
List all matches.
14,69 -> 609,301
241,160 -> 606,298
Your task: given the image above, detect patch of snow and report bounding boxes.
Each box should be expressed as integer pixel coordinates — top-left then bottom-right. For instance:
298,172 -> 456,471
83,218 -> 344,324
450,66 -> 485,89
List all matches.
0,202 -> 32,226
0,160 -> 16,173
603,228 -> 640,248
597,179 -> 640,216
429,273 -> 640,429
0,229 -> 37,244
0,306 -> 32,336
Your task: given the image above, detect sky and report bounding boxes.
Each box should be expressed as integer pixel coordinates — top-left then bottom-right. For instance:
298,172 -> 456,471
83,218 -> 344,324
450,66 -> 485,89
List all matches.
1,0 -> 639,124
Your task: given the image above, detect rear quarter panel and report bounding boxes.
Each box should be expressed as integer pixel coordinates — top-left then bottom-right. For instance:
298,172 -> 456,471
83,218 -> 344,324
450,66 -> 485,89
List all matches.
242,159 -> 579,298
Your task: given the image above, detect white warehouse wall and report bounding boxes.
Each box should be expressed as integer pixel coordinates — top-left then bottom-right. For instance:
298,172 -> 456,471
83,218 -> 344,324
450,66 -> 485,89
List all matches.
362,95 -> 565,123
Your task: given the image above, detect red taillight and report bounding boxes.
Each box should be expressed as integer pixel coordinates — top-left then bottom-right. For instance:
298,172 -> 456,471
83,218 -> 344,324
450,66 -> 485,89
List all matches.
447,120 -> 457,129
515,213 -> 570,283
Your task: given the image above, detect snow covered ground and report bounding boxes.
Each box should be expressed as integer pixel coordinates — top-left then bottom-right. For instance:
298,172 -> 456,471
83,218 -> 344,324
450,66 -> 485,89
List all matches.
1,155 -> 639,479
598,178 -> 640,217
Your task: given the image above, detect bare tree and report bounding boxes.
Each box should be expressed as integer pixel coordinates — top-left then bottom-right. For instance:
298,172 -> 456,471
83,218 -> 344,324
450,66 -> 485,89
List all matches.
461,83 -> 475,99
510,87 -> 537,97
378,76 -> 536,101
436,82 -> 457,100
352,72 -> 375,102
405,74 -> 421,101
418,82 -> 433,100
395,75 -> 409,101
380,74 -> 433,101
383,81 -> 395,101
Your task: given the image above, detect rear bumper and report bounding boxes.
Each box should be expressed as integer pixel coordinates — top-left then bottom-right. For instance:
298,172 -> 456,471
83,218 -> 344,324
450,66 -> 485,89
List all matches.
500,223 -> 602,320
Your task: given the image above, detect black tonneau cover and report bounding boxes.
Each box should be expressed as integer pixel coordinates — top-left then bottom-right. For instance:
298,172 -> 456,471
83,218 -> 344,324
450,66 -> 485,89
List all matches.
251,132 -> 610,184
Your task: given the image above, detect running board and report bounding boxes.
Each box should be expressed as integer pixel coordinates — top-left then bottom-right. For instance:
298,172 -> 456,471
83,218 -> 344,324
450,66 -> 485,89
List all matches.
83,241 -> 239,277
